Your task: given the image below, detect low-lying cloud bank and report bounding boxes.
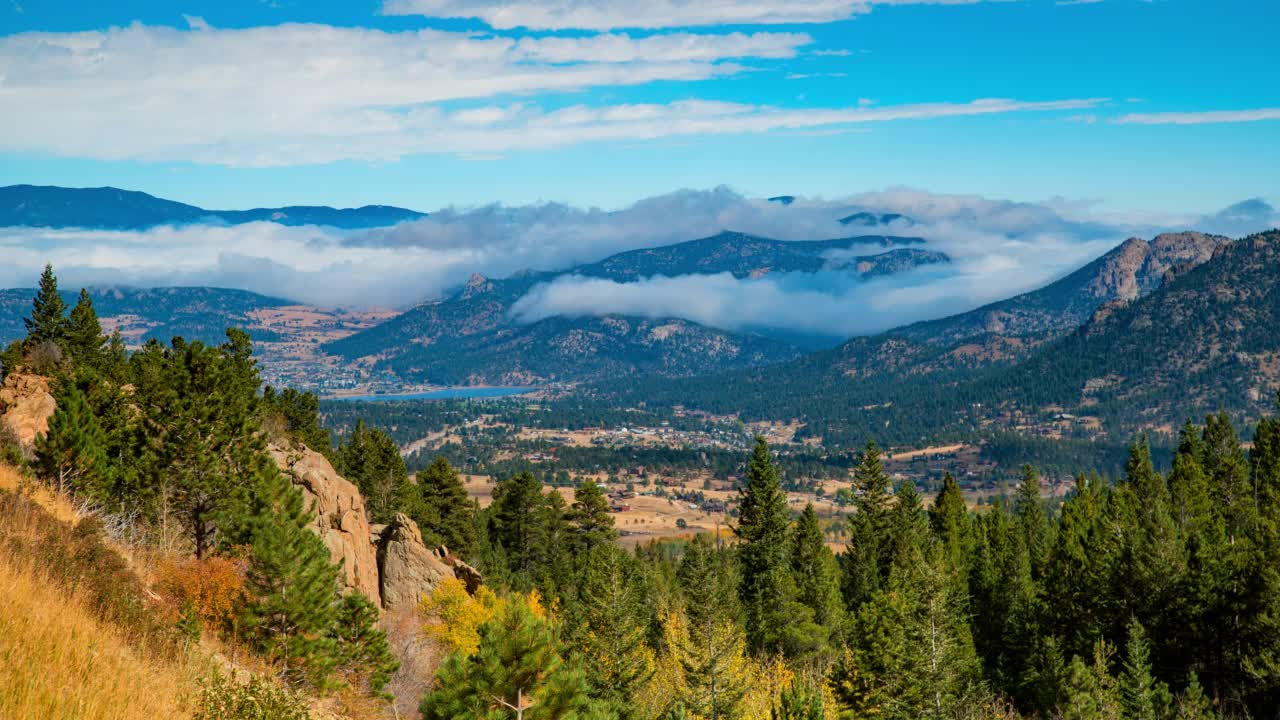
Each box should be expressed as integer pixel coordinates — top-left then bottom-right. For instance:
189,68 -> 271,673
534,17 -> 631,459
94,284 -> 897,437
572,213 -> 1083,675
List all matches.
1,188 -> 1276,339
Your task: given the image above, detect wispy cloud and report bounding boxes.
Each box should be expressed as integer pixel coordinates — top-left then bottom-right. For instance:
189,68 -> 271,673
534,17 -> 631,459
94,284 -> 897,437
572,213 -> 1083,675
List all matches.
382,0 -> 999,30
0,22 -> 1101,166
1113,108 -> 1280,125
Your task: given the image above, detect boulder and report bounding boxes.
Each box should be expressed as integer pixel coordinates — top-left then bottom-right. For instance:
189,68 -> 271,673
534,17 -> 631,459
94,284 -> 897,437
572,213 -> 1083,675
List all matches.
0,372 -> 56,448
269,443 -> 382,605
377,513 -> 455,611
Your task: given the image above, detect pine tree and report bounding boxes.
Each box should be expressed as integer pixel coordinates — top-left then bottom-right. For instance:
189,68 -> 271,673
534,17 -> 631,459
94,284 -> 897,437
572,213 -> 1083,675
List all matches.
1120,620 -> 1172,720
130,332 -> 272,557
490,471 -> 545,584
231,467 -> 342,686
24,263 -> 68,347
1061,641 -> 1123,720
771,682 -> 825,720
843,440 -> 893,609
261,386 -> 331,453
1014,465 -> 1051,578
417,455 -> 477,557
329,593 -> 399,697
1176,673 -> 1216,720
33,380 -> 109,498
791,503 -> 844,632
1201,412 -> 1252,544
66,288 -> 105,368
421,597 -> 600,720
336,420 -> 413,524
929,472 -> 970,572
735,436 -> 800,656
568,478 -> 617,553
835,542 -> 982,720
571,544 -> 654,717
1168,447 -> 1211,533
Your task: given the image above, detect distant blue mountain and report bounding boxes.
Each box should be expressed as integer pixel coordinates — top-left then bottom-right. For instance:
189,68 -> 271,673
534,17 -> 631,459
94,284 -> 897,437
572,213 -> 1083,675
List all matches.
0,185 -> 426,230
840,211 -> 912,227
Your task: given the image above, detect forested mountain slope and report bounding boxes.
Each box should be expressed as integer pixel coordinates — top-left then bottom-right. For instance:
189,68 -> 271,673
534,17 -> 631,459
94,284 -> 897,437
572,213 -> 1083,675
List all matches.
594,230 -> 1272,447
325,230 -> 945,384
0,286 -> 294,346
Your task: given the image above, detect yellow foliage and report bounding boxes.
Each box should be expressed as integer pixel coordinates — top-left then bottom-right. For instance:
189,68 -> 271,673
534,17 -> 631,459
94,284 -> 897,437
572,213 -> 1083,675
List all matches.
0,551 -> 201,720
419,577 -> 504,656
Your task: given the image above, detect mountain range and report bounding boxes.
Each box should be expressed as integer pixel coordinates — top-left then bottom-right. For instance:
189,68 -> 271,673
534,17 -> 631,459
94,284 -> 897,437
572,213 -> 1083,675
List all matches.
0,185 -> 425,229
323,230 -> 949,384
596,230 -> 1279,447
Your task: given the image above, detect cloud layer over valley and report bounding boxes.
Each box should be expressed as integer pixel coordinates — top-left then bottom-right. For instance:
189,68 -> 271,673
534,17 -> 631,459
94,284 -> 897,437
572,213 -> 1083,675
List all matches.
1,188 -> 1275,341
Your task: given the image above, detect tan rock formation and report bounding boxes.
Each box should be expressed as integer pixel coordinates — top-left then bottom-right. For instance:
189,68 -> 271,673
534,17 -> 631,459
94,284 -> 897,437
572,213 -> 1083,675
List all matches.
0,372 -> 56,447
376,513 -> 455,611
269,443 -> 382,604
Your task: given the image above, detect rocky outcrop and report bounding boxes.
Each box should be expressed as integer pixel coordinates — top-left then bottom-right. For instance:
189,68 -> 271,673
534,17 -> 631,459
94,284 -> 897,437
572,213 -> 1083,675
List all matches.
376,514 -> 454,612
269,443 -> 382,604
269,445 -> 481,610
1087,232 -> 1229,302
0,372 -> 56,447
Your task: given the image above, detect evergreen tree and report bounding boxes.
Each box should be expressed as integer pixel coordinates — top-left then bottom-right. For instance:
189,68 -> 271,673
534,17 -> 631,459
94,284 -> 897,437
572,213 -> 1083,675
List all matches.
835,543 -> 982,719
329,593 -> 399,697
417,455 -> 477,557
567,478 -> 617,554
66,288 -> 105,368
262,386 -> 331,453
24,263 -> 68,347
735,436 -> 801,656
33,379 -> 109,497
130,331 -> 270,557
1168,447 -> 1211,533
843,440 -> 893,609
1120,620 -> 1172,720
1061,642 -> 1123,720
230,468 -> 341,686
1201,413 -> 1252,544
929,472 -> 971,572
1176,673 -> 1216,720
661,604 -> 749,720
771,682 -> 825,720
490,471 -> 545,584
421,598 -> 601,720
336,420 -> 414,524
791,503 -> 844,632
1014,465 -> 1051,578
571,544 -> 654,718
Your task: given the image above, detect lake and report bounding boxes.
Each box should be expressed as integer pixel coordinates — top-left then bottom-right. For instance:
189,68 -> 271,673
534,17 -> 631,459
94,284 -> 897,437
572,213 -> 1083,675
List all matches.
331,386 -> 536,402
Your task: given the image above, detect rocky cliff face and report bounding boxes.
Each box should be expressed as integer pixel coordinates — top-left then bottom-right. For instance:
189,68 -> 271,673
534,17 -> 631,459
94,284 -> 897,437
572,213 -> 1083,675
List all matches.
269,443 -> 480,610
269,444 -> 383,604
1086,232 -> 1229,302
0,372 -> 55,447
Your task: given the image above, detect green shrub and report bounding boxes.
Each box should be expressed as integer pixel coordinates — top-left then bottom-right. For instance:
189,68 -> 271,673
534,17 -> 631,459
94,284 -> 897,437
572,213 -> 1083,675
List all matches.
193,671 -> 311,720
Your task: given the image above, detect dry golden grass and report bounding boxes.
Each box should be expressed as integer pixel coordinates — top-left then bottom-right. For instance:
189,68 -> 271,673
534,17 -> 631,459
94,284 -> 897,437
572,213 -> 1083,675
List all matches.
0,552 -> 201,720
0,462 -> 80,524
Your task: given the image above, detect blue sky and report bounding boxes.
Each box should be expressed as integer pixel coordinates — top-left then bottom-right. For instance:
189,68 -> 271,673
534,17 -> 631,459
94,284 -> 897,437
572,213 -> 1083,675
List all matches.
0,0 -> 1277,215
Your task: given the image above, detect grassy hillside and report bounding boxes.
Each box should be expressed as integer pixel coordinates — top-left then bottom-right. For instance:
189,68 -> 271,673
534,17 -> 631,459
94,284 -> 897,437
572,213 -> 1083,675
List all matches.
0,464 -> 199,719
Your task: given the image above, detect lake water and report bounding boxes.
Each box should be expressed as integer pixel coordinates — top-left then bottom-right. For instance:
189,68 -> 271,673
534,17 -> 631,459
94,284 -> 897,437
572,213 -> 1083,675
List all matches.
331,386 -> 536,402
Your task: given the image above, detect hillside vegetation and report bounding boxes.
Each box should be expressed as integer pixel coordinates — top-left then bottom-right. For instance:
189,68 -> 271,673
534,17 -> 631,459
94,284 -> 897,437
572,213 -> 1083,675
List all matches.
0,465 -> 199,719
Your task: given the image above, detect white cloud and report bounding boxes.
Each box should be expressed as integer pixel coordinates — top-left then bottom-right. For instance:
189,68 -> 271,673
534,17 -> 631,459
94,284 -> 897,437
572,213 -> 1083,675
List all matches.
0,22 -> 1100,166
382,0 -> 1000,30
6,188 -> 1268,337
1113,108 -> 1280,125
